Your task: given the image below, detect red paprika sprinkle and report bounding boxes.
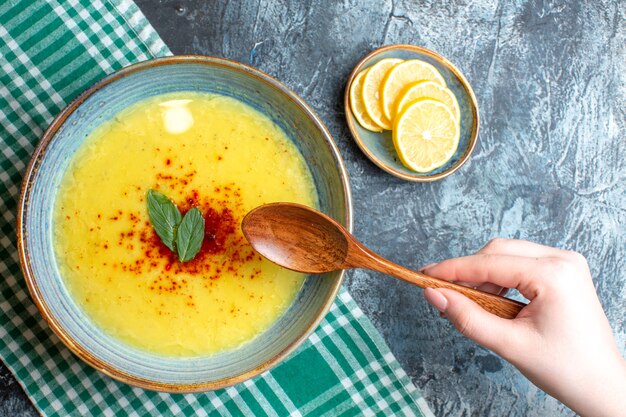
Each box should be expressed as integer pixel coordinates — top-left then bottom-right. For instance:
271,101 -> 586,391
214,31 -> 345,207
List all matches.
108,177 -> 258,298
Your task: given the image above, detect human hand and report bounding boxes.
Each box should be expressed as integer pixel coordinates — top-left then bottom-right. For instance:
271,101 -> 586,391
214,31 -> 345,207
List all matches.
421,239 -> 626,417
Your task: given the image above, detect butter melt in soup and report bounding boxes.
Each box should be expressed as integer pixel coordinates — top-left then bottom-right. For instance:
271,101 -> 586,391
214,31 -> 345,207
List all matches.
54,93 -> 318,356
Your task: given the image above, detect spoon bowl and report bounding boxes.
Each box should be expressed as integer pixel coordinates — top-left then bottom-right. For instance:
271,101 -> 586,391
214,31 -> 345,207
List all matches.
242,203 -> 350,273
243,203 -> 526,319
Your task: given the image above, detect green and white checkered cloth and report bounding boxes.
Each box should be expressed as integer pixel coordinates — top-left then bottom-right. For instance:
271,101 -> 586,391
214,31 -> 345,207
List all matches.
0,1 -> 433,415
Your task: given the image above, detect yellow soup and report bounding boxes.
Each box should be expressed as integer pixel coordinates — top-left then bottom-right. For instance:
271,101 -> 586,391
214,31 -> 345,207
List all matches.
54,92 -> 317,356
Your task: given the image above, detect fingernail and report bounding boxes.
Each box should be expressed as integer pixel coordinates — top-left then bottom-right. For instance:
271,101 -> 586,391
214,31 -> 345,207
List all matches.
419,262 -> 438,272
424,288 -> 448,313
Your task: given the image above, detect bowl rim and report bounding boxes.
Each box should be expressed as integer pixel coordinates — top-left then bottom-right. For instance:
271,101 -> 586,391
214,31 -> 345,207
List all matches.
343,44 -> 480,182
16,55 -> 353,393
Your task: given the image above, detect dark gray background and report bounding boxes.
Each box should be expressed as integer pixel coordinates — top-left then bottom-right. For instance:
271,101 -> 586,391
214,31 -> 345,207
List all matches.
2,1 -> 624,416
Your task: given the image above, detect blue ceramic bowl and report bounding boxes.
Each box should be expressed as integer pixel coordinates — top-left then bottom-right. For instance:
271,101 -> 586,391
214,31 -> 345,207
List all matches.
17,56 -> 352,392
344,45 -> 479,181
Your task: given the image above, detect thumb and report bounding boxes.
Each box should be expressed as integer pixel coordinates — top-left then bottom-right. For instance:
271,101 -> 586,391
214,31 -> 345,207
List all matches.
424,287 -> 518,354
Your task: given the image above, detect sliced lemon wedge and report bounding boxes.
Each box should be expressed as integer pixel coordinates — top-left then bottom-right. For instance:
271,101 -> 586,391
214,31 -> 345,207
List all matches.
349,69 -> 383,132
395,81 -> 460,122
362,58 -> 403,130
393,99 -> 459,173
381,59 -> 445,121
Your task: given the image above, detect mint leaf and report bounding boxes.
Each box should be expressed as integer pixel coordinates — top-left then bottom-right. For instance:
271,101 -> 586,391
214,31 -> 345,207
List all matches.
176,208 -> 205,262
147,189 -> 182,251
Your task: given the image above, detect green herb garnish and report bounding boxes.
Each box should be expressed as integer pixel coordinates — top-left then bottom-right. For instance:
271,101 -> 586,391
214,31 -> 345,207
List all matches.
176,208 -> 205,262
147,189 -> 204,262
147,190 -> 181,251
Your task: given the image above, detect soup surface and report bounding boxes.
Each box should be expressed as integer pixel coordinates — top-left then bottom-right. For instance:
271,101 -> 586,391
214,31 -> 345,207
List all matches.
54,92 -> 317,356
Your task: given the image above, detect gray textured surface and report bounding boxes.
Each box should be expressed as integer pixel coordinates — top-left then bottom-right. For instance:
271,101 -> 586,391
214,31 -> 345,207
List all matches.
2,1 -> 624,416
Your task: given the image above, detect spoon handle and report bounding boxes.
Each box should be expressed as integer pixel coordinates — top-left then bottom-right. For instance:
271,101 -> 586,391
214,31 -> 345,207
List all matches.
359,250 -> 526,319
404,269 -> 524,319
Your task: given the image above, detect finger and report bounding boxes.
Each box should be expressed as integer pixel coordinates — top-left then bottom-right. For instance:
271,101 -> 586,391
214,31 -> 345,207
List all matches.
479,238 -> 578,262
474,283 -> 509,296
476,282 -> 508,295
424,288 -> 521,354
420,239 -> 562,272
422,254 -> 542,300
454,281 -> 504,295
472,283 -> 509,296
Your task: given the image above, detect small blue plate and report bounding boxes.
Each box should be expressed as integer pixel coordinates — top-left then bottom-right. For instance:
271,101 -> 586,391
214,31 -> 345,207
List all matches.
344,44 -> 479,182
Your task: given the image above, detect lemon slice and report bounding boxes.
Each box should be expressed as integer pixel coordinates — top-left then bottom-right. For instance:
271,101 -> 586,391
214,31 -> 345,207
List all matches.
381,59 -> 446,121
393,99 -> 459,173
362,58 -> 403,130
395,81 -> 460,121
349,69 -> 383,132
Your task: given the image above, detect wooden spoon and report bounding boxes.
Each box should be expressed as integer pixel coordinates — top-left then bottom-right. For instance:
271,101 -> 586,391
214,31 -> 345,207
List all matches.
242,202 -> 526,319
